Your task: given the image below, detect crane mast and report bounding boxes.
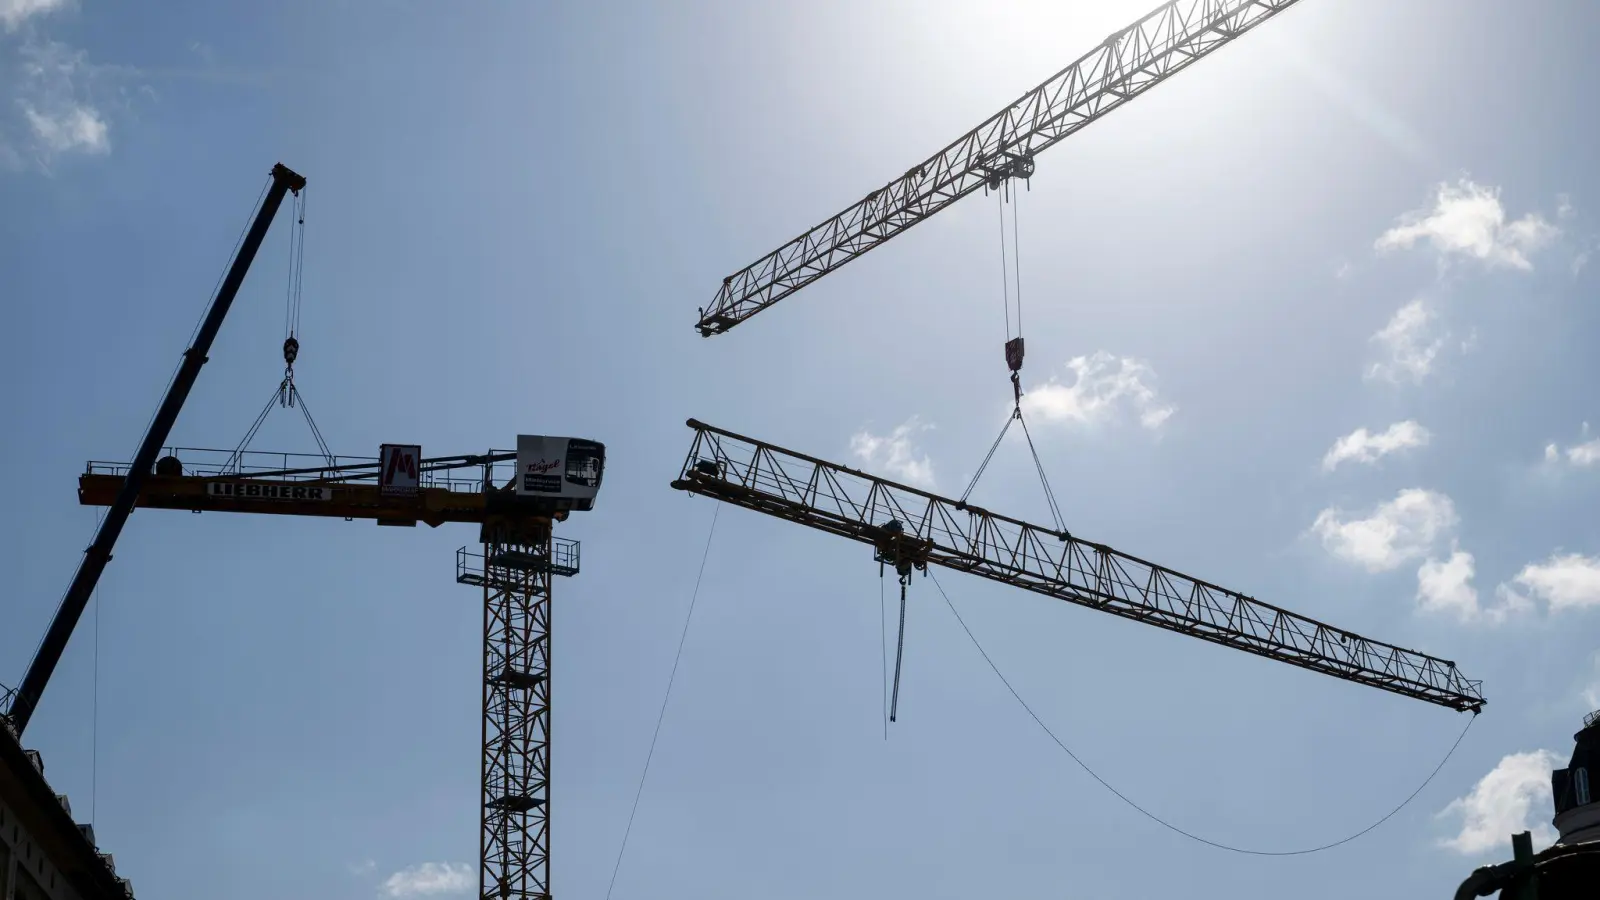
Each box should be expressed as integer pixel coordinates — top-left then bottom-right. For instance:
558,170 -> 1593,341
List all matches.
671,419 -> 1485,712
697,0 -> 1306,336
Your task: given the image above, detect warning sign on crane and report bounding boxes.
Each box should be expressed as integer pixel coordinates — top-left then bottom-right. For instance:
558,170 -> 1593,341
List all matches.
379,444 -> 421,496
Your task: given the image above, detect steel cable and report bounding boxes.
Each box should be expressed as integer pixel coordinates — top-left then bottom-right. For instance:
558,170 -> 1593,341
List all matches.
605,502 -> 721,899
929,570 -> 1476,856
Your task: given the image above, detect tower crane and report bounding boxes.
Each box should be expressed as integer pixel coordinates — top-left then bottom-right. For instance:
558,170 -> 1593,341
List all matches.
696,0 -> 1308,339
671,419 -> 1485,713
76,442 -> 602,900
2,165 -> 606,900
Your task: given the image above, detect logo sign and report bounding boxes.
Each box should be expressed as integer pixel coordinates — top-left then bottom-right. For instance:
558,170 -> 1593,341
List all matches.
379,444 -> 422,497
515,435 -> 605,509
522,455 -> 563,494
207,482 -> 330,501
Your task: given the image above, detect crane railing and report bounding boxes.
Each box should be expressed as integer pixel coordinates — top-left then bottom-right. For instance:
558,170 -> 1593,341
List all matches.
698,0 -> 1305,336
84,447 -> 520,494
669,419 -> 1485,712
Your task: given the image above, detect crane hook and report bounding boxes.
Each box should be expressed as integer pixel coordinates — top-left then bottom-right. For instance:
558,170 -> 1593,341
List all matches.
1005,335 -> 1025,408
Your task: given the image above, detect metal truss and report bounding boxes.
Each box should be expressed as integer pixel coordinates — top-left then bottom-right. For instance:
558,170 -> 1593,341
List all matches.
460,529 -> 579,900
698,0 -> 1306,336
670,420 -> 1485,712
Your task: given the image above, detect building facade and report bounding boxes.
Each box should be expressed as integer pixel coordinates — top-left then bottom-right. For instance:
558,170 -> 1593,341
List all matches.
0,720 -> 129,900
1453,712 -> 1600,898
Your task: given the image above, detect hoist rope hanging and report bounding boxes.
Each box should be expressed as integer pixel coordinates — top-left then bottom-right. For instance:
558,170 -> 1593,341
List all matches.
891,165 -> 1060,725
873,519 -> 926,725
224,188 -> 334,473
998,184 -> 1027,410
961,173 -> 1066,534
889,571 -> 909,723
879,576 -> 889,739
998,189 -> 1012,345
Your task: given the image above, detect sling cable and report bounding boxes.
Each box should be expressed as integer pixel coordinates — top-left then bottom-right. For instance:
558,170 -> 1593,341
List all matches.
880,176 -> 1067,726
220,185 -> 336,473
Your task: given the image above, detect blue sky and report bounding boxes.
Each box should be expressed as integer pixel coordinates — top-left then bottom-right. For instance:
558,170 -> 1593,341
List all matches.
3,0 -> 1599,898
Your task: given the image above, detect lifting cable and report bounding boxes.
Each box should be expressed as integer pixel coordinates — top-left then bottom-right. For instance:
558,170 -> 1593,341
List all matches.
224,189 -> 334,472
90,507 -> 105,826
875,522 -> 926,727
893,171 -> 1061,726
605,502 -> 721,900
889,571 -> 909,723
927,569 -> 1477,856
879,576 -> 889,740
961,179 -> 1066,534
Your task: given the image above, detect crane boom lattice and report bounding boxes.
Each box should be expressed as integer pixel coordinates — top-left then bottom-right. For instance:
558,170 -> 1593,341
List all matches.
670,419 -> 1485,712
698,0 -> 1305,336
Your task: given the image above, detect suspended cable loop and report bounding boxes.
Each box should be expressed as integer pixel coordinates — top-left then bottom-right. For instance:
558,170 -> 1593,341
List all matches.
605,503 -> 720,900
928,570 -> 1476,856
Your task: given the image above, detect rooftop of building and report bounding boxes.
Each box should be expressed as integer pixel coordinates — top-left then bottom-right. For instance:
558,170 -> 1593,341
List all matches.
0,706 -> 132,900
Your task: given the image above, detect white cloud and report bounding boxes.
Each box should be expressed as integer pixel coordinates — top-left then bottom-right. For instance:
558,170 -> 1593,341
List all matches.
1498,553 -> 1600,614
1544,424 -> 1600,468
1414,545 -> 1532,625
1417,547 -> 1478,620
850,417 -> 936,489
381,863 -> 473,898
1322,420 -> 1430,471
1366,299 -> 1446,384
1377,179 -> 1560,271
0,0 -> 67,32
22,101 -> 105,153
1311,488 -> 1457,573
1565,441 -> 1600,466
1574,238 -> 1600,276
3,38 -> 117,170
1438,751 -> 1560,855
348,859 -> 377,876
1021,351 -> 1174,431
188,40 -> 216,65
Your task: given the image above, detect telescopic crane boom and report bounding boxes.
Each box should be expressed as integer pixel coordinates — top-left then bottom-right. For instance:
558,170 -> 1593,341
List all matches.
697,0 -> 1306,336
671,419 -> 1486,712
6,163 -> 306,736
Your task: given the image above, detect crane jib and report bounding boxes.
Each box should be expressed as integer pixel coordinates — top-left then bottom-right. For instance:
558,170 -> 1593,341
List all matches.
698,0 -> 1307,335
670,418 -> 1486,713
